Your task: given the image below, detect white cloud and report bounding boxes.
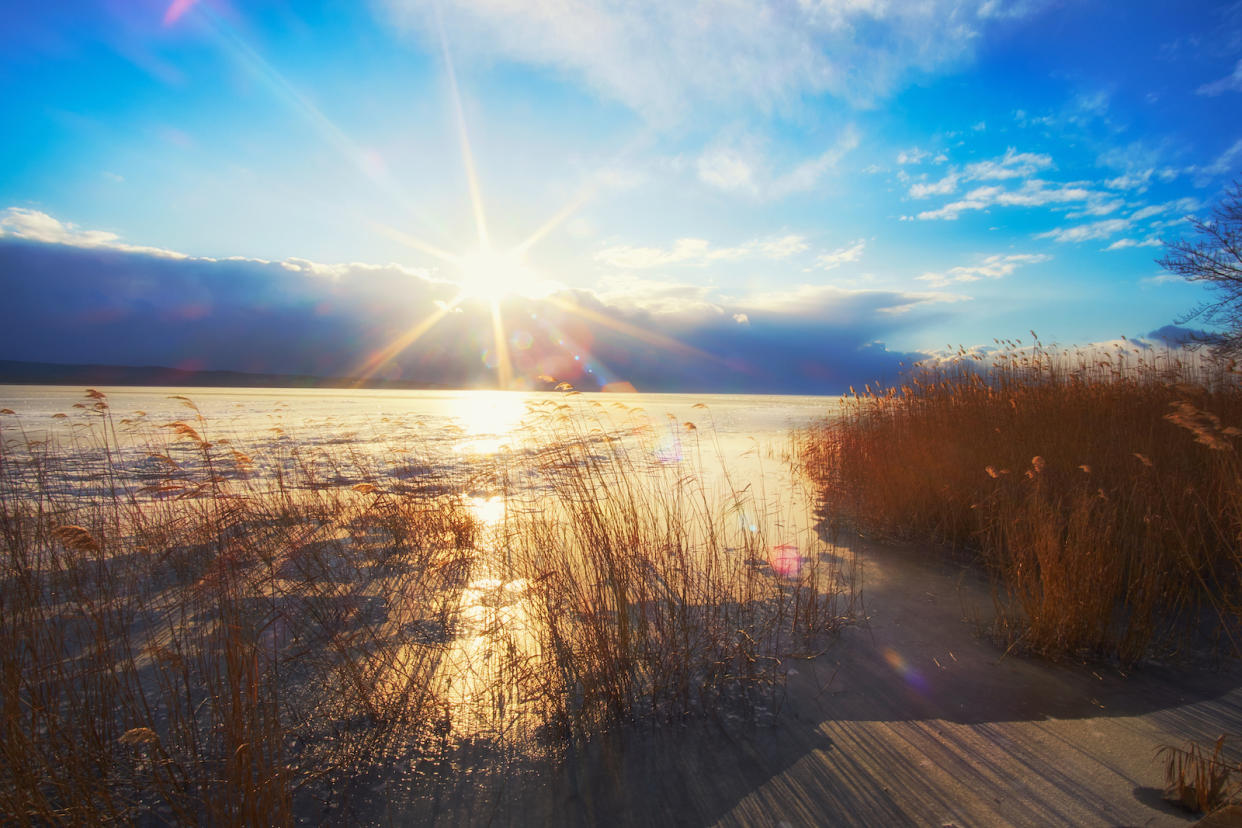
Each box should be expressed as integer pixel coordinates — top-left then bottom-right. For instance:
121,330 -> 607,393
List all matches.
0,207 -> 188,259
962,148 -> 1053,181
1045,197 -> 1201,246
594,275 -> 723,316
1128,205 -> 1165,222
1198,58 -> 1242,96
596,234 -> 809,269
1106,237 -> 1162,251
278,258 -> 434,281
1128,198 -> 1198,223
917,252 -> 1049,287
756,235 -> 813,258
917,180 -> 1093,220
909,171 -> 960,198
907,147 -> 1052,200
816,238 -> 866,270
1036,217 -> 1130,243
384,0 -> 1047,118
897,148 -> 930,165
1065,198 -> 1124,219
0,207 -> 442,288
1104,170 -> 1154,192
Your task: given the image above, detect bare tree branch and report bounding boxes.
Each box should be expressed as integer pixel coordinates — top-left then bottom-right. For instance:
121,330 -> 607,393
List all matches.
1159,180 -> 1242,355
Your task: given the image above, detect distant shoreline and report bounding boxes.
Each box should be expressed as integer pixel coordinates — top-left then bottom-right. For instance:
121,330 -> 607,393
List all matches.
0,359 -> 479,392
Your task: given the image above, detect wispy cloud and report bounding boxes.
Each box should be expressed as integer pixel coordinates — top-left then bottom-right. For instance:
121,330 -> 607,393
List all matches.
907,147 -> 1053,199
916,180 -> 1094,220
1041,197 -> 1199,246
1104,170 -> 1155,192
897,148 -> 931,165
1064,198 -> 1125,219
909,172 -> 960,198
962,148 -> 1053,181
696,125 -> 860,198
1107,237 -> 1162,251
1191,138 -> 1242,181
384,0 -> 1047,118
1036,217 -> 1130,243
816,238 -> 866,270
1130,197 -> 1199,222
917,252 -> 1050,287
1197,58 -> 1242,96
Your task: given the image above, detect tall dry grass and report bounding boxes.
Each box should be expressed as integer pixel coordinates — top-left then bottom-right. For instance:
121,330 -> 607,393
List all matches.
505,398 -> 844,743
0,389 -> 846,823
801,338 -> 1242,663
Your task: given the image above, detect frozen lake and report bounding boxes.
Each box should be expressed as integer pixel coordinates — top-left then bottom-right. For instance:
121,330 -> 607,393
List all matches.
0,384 -> 842,549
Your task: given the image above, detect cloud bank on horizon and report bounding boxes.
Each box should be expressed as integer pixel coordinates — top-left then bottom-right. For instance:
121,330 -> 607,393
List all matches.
0,0 -> 1239,392
0,208 -> 943,392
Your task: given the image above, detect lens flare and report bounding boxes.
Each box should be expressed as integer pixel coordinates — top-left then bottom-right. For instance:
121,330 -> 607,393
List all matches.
162,0 -> 198,26
882,647 -> 929,694
769,543 -> 802,578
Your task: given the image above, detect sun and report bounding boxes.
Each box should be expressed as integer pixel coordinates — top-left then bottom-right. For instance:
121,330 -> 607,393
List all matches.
454,247 -> 542,301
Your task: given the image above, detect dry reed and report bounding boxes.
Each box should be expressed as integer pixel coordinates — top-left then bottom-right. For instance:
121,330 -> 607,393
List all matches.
801,337 -> 1242,663
1158,735 -> 1239,813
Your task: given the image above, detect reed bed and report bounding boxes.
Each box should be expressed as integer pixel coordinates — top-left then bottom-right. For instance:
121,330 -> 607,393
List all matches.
801,338 -> 1242,663
0,391 -> 477,823
0,389 -> 845,823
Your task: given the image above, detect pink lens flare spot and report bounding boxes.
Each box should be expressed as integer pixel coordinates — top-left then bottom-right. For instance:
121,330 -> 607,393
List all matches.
163,0 -> 199,26
769,543 -> 802,578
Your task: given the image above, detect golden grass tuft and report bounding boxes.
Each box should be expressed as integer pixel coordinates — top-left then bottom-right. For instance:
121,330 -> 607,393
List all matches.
1158,735 -> 1239,814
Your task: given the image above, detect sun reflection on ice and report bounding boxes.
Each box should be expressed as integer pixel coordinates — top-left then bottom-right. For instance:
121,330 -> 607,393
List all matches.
452,392 -> 529,454
466,494 -> 506,526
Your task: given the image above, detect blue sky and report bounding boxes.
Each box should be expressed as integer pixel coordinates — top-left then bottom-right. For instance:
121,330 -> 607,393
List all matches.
2,0 -> 1241,392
